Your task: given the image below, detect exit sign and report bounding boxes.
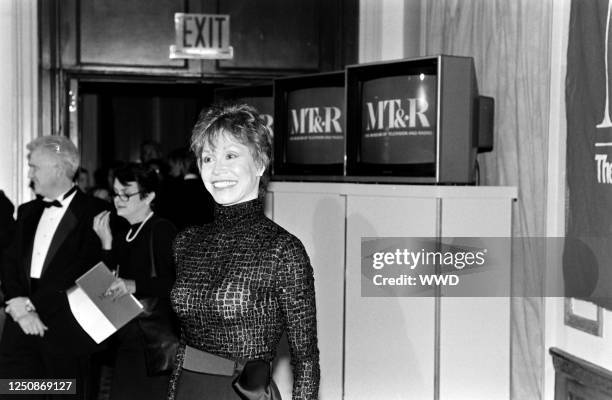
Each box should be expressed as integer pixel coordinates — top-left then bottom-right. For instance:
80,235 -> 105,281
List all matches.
169,13 -> 233,59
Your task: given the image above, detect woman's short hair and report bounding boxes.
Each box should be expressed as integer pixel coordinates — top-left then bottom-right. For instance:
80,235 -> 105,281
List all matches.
190,103 -> 272,183
26,136 -> 80,180
113,163 -> 160,201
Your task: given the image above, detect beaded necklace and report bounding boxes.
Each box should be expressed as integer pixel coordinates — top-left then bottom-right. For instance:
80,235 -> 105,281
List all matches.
125,211 -> 154,243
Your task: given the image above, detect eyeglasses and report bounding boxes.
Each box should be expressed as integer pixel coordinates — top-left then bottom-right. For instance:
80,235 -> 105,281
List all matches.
111,191 -> 141,201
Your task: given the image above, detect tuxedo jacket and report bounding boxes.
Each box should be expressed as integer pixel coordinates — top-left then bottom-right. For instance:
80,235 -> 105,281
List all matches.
0,190 -> 109,356
0,190 -> 15,252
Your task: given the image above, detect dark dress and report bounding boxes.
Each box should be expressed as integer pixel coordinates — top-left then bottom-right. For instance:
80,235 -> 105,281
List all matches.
101,214 -> 177,400
169,198 -> 320,400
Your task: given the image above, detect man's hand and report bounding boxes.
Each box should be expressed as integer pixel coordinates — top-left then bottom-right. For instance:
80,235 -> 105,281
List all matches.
16,312 -> 47,337
5,297 -> 35,321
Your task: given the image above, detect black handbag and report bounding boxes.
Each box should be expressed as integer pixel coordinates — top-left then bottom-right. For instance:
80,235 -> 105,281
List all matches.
233,360 -> 281,400
138,297 -> 179,376
136,220 -> 179,376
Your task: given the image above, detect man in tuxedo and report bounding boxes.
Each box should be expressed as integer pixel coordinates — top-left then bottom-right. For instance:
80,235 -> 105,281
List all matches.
0,136 -> 108,399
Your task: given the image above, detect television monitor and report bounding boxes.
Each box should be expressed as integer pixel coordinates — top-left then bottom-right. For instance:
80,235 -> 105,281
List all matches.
346,55 -> 490,184
477,95 -> 494,153
214,84 -> 274,134
272,71 -> 345,180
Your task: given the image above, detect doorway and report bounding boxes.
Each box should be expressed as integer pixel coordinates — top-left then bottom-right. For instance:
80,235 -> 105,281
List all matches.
76,80 -> 224,189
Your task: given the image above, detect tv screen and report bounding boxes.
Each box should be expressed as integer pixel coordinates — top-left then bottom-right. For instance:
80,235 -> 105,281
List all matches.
360,74 -> 437,165
346,55 -> 484,184
236,96 -> 274,134
273,71 -> 345,180
285,87 -> 344,165
214,85 -> 274,134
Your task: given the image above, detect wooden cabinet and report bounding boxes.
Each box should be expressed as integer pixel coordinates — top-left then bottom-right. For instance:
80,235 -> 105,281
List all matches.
267,182 -> 517,399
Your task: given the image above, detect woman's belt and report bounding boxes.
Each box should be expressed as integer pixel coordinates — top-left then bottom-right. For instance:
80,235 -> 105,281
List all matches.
181,346 -> 281,400
182,345 -> 239,375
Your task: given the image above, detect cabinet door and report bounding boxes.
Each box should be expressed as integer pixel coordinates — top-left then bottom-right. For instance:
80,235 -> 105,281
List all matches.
57,0 -> 202,75
439,197 -> 512,400
345,196 -> 438,400
272,192 -> 346,400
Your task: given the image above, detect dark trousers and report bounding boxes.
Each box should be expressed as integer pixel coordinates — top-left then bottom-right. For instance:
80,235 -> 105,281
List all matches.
0,318 -> 91,400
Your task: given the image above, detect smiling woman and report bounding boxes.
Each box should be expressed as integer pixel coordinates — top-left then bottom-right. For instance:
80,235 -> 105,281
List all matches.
169,104 -> 320,400
198,134 -> 264,206
190,103 -> 271,203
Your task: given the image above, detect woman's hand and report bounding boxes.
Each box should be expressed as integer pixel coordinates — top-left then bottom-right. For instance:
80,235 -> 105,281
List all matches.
93,211 -> 113,250
104,278 -> 136,300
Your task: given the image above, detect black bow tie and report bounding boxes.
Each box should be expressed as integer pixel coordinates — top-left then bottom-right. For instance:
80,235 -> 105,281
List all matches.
40,186 -> 78,209
42,199 -> 62,208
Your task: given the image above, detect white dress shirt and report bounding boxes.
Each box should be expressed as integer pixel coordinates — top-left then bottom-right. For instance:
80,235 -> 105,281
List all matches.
30,187 -> 77,279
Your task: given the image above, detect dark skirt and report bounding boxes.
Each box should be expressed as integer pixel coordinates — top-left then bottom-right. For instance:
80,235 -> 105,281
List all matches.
174,348 -> 281,400
109,320 -> 170,400
175,369 -> 242,400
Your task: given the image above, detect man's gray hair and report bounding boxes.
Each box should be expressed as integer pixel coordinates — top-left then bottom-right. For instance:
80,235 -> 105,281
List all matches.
27,136 -> 80,179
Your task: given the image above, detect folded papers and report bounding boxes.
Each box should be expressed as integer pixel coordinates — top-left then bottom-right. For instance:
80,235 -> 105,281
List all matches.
67,262 -> 143,344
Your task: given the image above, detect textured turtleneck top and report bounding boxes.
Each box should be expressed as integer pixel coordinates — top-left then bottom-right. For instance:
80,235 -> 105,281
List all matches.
169,197 -> 320,400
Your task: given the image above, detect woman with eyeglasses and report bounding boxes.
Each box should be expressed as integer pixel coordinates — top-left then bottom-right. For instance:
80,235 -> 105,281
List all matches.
168,104 -> 320,400
92,163 -> 178,400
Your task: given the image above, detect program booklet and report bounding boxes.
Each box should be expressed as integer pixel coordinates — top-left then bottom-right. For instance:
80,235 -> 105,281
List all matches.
67,261 -> 143,344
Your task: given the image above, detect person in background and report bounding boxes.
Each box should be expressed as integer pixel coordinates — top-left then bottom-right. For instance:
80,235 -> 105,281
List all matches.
167,147 -> 189,181
74,167 -> 91,193
140,140 -> 163,164
169,104 -> 320,400
0,135 -> 108,399
90,186 -> 111,203
177,152 -> 215,228
155,148 -> 185,228
93,162 -> 177,400
86,166 -> 112,203
144,158 -> 168,182
141,140 -> 169,187
158,147 -> 215,230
